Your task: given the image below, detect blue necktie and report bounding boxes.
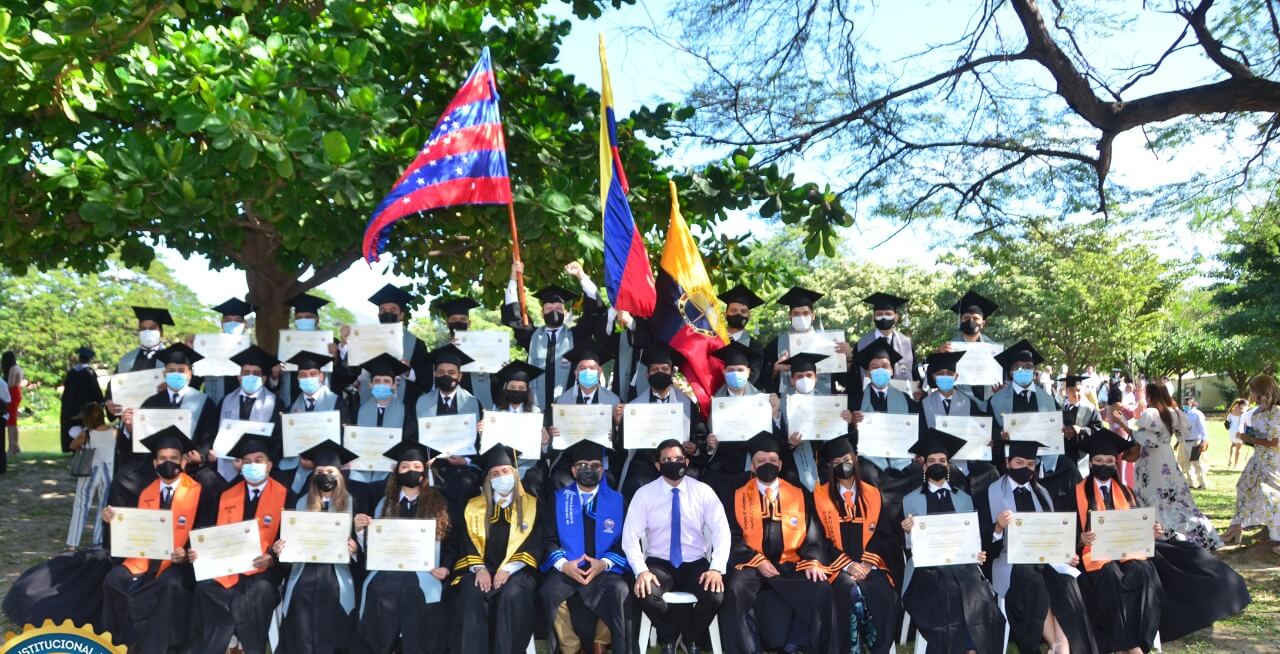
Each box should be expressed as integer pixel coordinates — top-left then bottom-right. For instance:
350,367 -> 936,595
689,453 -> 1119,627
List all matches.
670,487 -> 683,567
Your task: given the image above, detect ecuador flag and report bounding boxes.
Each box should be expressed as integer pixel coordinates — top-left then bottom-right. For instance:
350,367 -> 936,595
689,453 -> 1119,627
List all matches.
652,181 -> 729,414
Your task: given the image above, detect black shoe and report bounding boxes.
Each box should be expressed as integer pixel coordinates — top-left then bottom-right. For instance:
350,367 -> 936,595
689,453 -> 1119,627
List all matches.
687,644 -> 704,654
660,645 -> 677,654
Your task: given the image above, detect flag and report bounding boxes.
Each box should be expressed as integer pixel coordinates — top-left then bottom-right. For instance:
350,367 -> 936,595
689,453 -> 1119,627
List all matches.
652,180 -> 729,415
599,35 -> 657,317
362,47 -> 512,263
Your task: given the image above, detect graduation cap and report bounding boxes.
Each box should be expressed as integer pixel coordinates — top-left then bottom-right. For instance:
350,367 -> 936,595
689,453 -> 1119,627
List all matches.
158,343 -> 203,366
775,286 -> 824,309
427,343 -> 474,369
299,440 -> 358,468
76,345 -> 96,360
949,290 -> 998,318
563,340 -> 615,368
746,432 -> 782,455
226,433 -> 275,459
862,292 -> 907,312
132,306 -> 174,326
383,440 -> 435,463
1057,374 -> 1089,388
363,352 -> 410,379
718,284 -> 765,309
854,338 -> 903,370
141,425 -> 196,454
368,284 -> 415,309
780,351 -> 828,374
1079,428 -> 1133,458
433,296 -> 481,316
993,339 -> 1045,368
496,361 -> 544,385
230,345 -> 279,372
711,340 -> 761,368
478,444 -> 517,470
924,351 -> 967,376
534,284 -> 579,305
640,343 -> 683,368
1003,440 -> 1046,461
820,437 -> 857,463
286,293 -> 329,314
211,297 -> 255,317
565,439 -> 610,464
908,428 -> 967,459
287,350 -> 333,372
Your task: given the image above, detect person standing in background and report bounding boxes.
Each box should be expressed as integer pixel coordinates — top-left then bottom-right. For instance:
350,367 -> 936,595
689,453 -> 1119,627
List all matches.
1179,397 -> 1209,490
4,350 -> 25,457
1226,398 -> 1249,469
1222,375 -> 1280,555
60,346 -> 105,454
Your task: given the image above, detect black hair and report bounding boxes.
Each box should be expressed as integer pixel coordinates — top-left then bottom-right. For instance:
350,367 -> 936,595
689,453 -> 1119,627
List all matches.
655,439 -> 685,459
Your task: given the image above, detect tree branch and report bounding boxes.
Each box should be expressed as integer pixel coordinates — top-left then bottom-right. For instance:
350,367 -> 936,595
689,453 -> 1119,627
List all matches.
1178,0 -> 1254,79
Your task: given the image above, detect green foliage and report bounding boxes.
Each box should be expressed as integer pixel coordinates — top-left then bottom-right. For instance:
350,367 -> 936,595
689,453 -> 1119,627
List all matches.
1212,203 -> 1280,346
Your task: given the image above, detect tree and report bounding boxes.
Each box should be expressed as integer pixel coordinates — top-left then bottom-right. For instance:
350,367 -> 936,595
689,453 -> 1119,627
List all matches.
1138,290 -> 1221,398
664,0 -> 1280,225
1,0 -> 847,349
1212,200 -> 1280,345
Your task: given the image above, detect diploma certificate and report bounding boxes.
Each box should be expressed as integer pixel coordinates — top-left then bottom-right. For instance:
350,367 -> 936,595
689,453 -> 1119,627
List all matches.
911,511 -> 982,567
948,341 -> 1005,387
132,409 -> 192,454
366,519 -> 438,572
192,333 -> 251,377
110,369 -> 164,411
934,415 -> 994,461
282,410 -> 342,457
481,412 -> 544,458
212,419 -> 275,459
711,394 -> 773,442
343,426 -> 402,472
857,412 -> 919,458
1003,411 -> 1065,455
623,403 -> 687,449
191,520 -> 262,582
785,394 -> 848,441
279,511 -> 352,564
1089,507 -> 1156,561
110,507 -> 173,560
551,405 -> 613,449
347,324 -> 403,365
417,415 -> 477,456
789,330 -> 848,374
1007,512 -> 1077,564
455,331 -> 510,374
278,330 -> 334,372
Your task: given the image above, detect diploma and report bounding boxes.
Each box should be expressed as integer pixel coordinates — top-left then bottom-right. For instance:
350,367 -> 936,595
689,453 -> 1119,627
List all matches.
110,369 -> 164,410
711,394 -> 773,442
788,330 -> 848,374
480,412 -> 543,459
347,323 -> 403,365
948,341 -> 1005,387
623,403 -> 687,449
192,333 -> 251,377
551,404 -> 613,449
1003,411 -> 1065,455
282,410 -> 342,457
1007,512 -> 1077,564
417,415 -> 477,456
212,419 -> 275,459
191,520 -> 262,582
911,511 -> 982,567
934,415 -> 993,461
132,409 -> 192,454
784,394 -> 848,441
343,426 -> 402,472
857,412 -> 918,457
1089,507 -> 1156,561
366,518 -> 438,572
109,507 -> 173,560
279,511 -> 352,564
455,331 -> 510,374
278,330 -> 334,372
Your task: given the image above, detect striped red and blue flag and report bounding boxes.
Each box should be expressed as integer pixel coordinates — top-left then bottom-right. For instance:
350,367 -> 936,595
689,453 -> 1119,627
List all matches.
362,47 -> 512,263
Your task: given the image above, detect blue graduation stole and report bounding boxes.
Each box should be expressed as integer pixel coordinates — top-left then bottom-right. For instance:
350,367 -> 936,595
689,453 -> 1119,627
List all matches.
544,482 -> 628,573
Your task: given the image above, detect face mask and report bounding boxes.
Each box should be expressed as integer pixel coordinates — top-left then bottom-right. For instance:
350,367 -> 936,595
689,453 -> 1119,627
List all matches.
648,372 -> 673,391
371,383 -> 394,401
396,470 -> 423,488
874,316 -> 896,331
833,462 -> 857,480
490,473 -> 516,495
313,473 -> 338,492
577,369 -> 599,388
725,370 -> 748,390
294,318 -> 317,331
447,320 -> 468,331
139,329 -> 161,348
791,314 -> 813,332
1007,467 -> 1035,485
794,376 -> 816,394
156,460 -> 181,480
298,377 -> 322,396
1090,464 -> 1116,481
926,463 -> 948,482
1012,369 -> 1035,387
960,319 -> 980,335
434,375 -> 458,391
165,372 -> 188,392
222,321 -> 245,335
504,389 -> 526,406
543,311 -> 565,328
574,467 -> 600,487
726,314 -> 748,329
869,368 -> 892,388
242,462 -> 269,484
378,311 -> 400,324
754,462 -> 780,483
660,461 -> 688,481
240,374 -> 263,394
934,375 -> 956,392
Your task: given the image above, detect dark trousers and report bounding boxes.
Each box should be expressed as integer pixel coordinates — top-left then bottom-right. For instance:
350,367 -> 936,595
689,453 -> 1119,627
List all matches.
832,569 -> 899,654
721,564 -> 834,654
538,570 -> 633,654
635,557 -> 723,647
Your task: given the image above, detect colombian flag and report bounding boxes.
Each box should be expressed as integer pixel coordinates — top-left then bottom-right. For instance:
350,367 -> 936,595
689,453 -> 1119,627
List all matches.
652,181 -> 729,415
599,36 -> 657,317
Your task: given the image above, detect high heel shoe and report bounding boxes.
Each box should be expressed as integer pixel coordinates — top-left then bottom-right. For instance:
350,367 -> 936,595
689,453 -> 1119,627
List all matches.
1222,525 -> 1244,545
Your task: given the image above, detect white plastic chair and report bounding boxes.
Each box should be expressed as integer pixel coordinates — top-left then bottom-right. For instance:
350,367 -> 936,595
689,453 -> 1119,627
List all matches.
636,590 -> 724,654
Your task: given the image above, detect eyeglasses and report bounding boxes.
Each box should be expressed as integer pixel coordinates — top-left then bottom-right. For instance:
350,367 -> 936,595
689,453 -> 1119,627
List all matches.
659,456 -> 686,464
572,462 -> 603,471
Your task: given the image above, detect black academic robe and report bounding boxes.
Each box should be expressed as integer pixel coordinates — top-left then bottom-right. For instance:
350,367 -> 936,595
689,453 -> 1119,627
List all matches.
59,366 -> 105,452
109,390 -> 221,511
451,494 -> 543,654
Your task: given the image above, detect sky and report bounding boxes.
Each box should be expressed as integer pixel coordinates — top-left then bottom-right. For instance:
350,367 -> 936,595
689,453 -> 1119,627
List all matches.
161,0 -> 1248,320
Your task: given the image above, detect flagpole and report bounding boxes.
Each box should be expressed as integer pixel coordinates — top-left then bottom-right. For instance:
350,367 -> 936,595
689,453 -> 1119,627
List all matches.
507,201 -> 529,326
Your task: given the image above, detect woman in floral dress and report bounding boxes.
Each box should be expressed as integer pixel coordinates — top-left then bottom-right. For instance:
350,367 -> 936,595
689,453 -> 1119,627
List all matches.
1223,375 -> 1280,555
1132,382 -> 1223,550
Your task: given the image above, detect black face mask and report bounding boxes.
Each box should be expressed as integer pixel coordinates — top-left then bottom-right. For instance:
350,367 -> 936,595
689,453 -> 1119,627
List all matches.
396,470 -> 424,488
648,372 -> 673,391
446,320 -> 468,332
434,375 -> 458,391
378,311 -> 401,324
155,460 -> 181,480
1007,467 -> 1035,485
754,462 -> 780,483
874,317 -> 896,331
926,463 -> 949,482
660,461 -> 687,481
960,319 -> 981,335
726,314 -> 748,329
574,467 -> 600,488
543,311 -> 565,328
504,389 -> 526,406
313,473 -> 338,492
833,462 -> 857,480
1090,464 -> 1116,481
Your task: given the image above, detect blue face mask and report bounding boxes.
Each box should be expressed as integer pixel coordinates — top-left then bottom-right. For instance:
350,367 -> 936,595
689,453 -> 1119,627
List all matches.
222,321 -> 245,335
242,462 -> 269,484
869,368 -> 892,388
577,368 -> 599,388
294,318 -> 317,331
165,372 -> 188,392
298,377 -> 322,395
724,370 -> 748,390
1012,369 -> 1035,387
934,375 -> 956,392
371,383 -> 394,401
240,374 -> 263,394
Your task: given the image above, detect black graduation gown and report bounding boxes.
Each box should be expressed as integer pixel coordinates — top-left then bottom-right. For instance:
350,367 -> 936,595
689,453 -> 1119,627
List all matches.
451,500 -> 543,654
1151,539 -> 1250,641
59,366 -> 106,452
278,498 -> 355,654
3,548 -> 115,628
817,482 -> 904,654
109,391 -> 222,510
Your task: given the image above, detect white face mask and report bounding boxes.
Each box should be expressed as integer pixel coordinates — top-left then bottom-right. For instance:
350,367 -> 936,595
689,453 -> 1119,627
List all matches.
138,329 -> 161,348
491,473 -> 516,496
221,321 -> 246,335
794,377 -> 816,394
791,315 -> 813,332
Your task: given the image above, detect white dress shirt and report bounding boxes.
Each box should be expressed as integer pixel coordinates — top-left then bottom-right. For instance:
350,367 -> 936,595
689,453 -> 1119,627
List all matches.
622,476 -> 731,574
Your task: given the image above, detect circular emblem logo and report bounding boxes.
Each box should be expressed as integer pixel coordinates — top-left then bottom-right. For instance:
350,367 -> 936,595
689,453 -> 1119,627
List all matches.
677,289 -> 721,337
178,516 -> 187,525
789,517 -> 799,526
602,518 -> 616,533
2,620 -> 125,654
263,516 -> 273,525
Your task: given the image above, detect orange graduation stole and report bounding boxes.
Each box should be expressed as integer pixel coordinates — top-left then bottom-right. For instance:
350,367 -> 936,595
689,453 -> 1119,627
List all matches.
734,479 -> 809,569
123,474 -> 202,577
214,478 -> 287,588
813,481 -> 890,582
1075,479 -> 1144,572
